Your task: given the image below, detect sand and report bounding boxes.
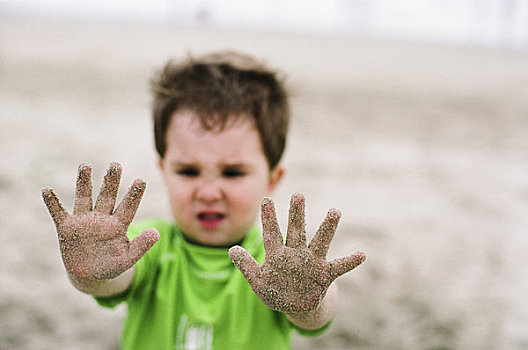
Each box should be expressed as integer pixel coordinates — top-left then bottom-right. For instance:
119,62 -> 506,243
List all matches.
229,194 -> 365,315
1,16 -> 527,350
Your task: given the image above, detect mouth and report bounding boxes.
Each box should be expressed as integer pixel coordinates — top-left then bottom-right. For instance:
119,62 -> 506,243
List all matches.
197,212 -> 225,229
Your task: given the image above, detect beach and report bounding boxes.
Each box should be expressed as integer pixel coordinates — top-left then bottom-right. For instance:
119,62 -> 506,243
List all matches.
1,17 -> 527,349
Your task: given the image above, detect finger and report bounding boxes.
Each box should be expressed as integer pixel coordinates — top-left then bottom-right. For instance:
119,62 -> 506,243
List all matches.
329,251 -> 366,280
73,163 -> 93,214
114,179 -> 146,227
229,246 -> 261,286
308,208 -> 341,258
261,197 -> 284,253
126,228 -> 160,265
285,193 -> 306,248
94,162 -> 122,214
42,188 -> 69,227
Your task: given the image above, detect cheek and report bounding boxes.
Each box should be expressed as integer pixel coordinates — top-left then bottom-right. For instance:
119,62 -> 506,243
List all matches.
226,179 -> 268,213
164,178 -> 191,208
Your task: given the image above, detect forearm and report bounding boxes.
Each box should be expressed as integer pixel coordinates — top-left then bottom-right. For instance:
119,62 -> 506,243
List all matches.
285,283 -> 338,330
67,267 -> 135,297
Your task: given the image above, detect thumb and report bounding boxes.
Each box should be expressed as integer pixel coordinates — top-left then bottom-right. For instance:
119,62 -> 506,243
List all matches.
229,246 -> 261,286
329,251 -> 366,280
127,228 -> 160,264
96,228 -> 160,280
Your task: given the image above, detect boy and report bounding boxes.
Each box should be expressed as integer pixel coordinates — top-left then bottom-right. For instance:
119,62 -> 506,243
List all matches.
42,51 -> 366,349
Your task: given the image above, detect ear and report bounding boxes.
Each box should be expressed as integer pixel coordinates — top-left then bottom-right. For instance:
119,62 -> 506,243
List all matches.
157,157 -> 167,181
267,164 -> 285,194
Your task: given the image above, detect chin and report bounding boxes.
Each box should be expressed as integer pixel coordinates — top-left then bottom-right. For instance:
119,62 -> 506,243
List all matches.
203,233 -> 244,248
186,231 -> 230,247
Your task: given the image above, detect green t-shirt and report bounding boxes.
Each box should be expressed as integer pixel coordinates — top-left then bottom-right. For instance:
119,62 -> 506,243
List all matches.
96,219 -> 328,350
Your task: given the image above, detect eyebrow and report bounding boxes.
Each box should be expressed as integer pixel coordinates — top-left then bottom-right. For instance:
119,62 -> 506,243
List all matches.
169,161 -> 197,169
222,163 -> 250,169
169,161 -> 251,169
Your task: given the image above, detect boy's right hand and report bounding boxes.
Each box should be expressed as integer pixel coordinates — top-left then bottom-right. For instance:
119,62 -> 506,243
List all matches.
42,162 -> 159,281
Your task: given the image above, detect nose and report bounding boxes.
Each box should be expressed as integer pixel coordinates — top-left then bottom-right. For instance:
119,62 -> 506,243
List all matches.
195,180 -> 223,203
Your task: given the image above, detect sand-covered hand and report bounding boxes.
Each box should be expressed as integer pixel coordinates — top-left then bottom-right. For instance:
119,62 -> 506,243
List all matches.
229,193 -> 366,314
42,162 -> 159,281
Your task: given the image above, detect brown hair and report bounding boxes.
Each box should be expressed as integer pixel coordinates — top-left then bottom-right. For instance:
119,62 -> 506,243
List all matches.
150,51 -> 290,169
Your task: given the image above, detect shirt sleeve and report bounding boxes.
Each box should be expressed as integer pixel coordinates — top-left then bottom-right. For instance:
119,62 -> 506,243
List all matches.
94,288 -> 130,308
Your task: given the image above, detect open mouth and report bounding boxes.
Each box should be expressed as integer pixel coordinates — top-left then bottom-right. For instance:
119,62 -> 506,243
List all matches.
197,213 -> 225,228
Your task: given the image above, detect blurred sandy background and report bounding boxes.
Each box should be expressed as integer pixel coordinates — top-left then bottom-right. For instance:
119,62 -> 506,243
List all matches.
1,13 -> 527,350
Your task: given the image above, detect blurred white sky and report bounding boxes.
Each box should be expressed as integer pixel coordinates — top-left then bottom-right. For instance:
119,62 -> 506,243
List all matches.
2,0 -> 527,50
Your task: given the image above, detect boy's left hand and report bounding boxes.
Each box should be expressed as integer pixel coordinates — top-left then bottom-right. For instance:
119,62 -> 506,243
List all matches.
229,193 -> 366,314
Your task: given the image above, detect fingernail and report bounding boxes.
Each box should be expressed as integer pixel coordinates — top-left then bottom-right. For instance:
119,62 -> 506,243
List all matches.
42,188 -> 53,197
355,251 -> 367,263
327,208 -> 341,219
262,197 -> 273,206
108,162 -> 122,175
290,193 -> 304,205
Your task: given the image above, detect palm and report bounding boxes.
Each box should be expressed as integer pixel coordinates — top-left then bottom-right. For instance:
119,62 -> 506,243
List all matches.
42,162 -> 159,280
256,243 -> 332,312
229,193 -> 365,313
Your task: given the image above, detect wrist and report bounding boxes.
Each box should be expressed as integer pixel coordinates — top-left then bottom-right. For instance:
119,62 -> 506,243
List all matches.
67,268 -> 134,297
285,283 -> 338,330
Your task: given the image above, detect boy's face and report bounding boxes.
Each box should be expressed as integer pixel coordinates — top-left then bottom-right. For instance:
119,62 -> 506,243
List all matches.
159,110 -> 284,247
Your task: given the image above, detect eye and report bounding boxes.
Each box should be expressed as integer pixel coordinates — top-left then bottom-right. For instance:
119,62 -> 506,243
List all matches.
223,168 -> 245,178
176,167 -> 199,177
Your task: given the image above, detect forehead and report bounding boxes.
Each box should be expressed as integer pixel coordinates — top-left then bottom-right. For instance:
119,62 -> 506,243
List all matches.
169,109 -> 255,135
165,110 -> 265,163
